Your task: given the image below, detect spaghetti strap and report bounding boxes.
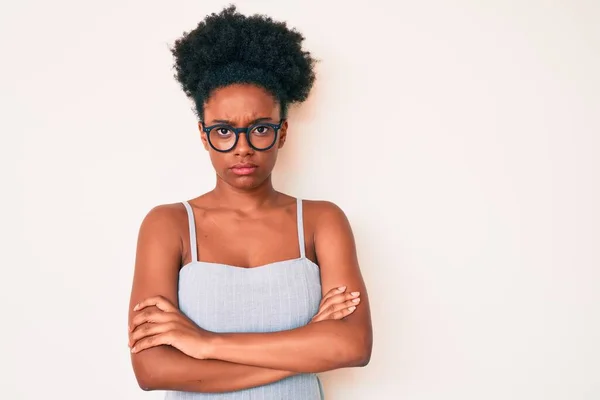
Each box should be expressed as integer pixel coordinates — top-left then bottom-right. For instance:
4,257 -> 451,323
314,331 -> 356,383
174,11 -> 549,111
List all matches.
296,198 -> 306,259
182,201 -> 198,263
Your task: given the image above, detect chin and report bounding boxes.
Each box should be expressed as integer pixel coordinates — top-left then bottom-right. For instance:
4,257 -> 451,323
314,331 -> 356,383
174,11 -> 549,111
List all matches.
225,174 -> 268,190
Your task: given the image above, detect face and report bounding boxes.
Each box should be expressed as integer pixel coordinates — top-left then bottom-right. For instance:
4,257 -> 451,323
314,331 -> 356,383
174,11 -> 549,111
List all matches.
199,84 -> 288,190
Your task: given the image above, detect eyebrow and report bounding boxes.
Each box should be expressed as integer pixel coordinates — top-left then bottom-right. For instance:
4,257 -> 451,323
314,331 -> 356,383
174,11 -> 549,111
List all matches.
210,117 -> 274,125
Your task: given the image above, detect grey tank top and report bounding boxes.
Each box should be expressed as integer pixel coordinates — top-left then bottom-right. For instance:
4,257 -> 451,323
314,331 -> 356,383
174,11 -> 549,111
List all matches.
165,198 -> 324,399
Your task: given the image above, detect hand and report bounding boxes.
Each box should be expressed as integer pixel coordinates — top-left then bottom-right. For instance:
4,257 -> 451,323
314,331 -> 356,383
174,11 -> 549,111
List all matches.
310,286 -> 361,323
128,295 -> 214,359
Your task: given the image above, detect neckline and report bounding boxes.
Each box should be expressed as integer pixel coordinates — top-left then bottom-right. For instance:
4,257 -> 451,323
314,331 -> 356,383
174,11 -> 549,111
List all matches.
182,197 -> 307,265
180,256 -> 320,272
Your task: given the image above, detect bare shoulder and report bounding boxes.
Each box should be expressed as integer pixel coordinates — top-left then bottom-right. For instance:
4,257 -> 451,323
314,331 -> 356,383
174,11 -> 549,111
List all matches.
139,202 -> 188,235
136,202 -> 191,259
302,199 -> 344,213
302,199 -> 352,232
132,202 -> 190,291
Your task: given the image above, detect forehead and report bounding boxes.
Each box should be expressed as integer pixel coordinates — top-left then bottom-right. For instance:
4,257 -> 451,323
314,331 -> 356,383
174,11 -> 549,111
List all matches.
204,84 -> 280,123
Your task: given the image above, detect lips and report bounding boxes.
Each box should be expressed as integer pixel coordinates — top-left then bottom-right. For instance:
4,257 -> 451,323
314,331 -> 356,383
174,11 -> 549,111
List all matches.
230,163 -> 258,176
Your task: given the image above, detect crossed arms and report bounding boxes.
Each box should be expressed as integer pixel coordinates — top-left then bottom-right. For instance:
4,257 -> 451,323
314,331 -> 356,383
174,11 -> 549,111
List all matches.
127,201 -> 372,392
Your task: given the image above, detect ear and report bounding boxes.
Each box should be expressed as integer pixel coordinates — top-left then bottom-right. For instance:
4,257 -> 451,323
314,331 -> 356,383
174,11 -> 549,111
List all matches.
198,121 -> 210,151
277,120 -> 289,149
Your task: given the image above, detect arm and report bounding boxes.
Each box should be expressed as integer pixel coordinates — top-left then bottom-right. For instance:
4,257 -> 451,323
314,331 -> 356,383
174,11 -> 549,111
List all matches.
208,201 -> 373,373
128,204 -> 296,392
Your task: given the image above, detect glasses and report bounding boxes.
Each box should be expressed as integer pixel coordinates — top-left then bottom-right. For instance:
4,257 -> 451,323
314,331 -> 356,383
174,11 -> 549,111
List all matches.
202,119 -> 284,152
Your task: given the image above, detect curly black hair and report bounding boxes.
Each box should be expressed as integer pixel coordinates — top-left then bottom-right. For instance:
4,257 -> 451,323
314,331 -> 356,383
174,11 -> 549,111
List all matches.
170,5 -> 316,120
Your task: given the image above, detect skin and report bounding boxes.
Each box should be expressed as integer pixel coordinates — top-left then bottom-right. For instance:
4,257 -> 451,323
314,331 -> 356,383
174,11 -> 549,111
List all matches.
128,84 -> 373,392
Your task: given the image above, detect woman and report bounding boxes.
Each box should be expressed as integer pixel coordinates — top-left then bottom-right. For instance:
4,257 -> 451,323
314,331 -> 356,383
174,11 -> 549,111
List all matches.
127,6 -> 372,399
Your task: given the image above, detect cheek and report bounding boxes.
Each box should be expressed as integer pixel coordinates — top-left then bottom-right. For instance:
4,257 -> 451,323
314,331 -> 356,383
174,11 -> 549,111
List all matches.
208,151 -> 227,169
261,148 -> 279,167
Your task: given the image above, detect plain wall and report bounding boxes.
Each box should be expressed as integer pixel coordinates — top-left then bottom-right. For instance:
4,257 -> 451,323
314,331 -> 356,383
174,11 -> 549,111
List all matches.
2,0 -> 599,399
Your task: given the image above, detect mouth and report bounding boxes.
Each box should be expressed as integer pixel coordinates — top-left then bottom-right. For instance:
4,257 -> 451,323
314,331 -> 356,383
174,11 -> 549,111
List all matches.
230,163 -> 258,176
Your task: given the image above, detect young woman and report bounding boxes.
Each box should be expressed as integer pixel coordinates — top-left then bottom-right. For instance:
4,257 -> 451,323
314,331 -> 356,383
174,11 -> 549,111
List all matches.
127,6 -> 372,399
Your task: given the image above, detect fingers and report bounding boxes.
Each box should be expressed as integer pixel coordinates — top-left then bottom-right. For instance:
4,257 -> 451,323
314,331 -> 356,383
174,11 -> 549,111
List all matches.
130,332 -> 174,353
133,295 -> 177,313
129,322 -> 178,347
320,286 -> 347,305
320,291 -> 360,313
328,303 -> 358,320
312,297 -> 361,322
129,307 -> 177,331
311,287 -> 361,323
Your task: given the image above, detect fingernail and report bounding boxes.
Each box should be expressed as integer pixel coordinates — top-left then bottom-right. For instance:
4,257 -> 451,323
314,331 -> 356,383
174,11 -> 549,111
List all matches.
352,298 -> 360,303
350,291 -> 360,297
338,286 -> 346,292
133,304 -> 139,311
131,347 -> 137,353
348,306 -> 356,311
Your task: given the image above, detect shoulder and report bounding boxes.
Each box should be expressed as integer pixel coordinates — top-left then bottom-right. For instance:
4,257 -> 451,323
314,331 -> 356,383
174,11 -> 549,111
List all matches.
302,199 -> 359,267
137,202 -> 189,242
303,199 -> 346,217
140,202 -> 187,226
301,199 -> 353,234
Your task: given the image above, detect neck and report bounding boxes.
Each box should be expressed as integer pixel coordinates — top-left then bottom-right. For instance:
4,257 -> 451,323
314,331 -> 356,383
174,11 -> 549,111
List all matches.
211,175 -> 278,211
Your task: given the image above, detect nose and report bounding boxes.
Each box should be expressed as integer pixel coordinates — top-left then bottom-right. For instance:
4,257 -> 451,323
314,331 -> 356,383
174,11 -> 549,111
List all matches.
234,130 -> 254,156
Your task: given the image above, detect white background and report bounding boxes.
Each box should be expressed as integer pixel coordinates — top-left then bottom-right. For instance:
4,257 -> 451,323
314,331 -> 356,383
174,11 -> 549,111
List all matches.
2,0 -> 599,399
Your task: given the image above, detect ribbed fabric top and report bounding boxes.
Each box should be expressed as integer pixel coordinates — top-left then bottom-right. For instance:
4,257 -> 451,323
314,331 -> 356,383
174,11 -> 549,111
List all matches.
165,198 -> 324,399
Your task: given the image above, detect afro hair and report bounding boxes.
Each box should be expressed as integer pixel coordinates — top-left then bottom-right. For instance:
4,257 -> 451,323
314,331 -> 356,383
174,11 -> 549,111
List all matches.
170,5 -> 316,120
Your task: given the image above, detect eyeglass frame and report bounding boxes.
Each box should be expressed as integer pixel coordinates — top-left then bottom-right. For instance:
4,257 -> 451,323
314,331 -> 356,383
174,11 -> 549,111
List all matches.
200,119 -> 286,153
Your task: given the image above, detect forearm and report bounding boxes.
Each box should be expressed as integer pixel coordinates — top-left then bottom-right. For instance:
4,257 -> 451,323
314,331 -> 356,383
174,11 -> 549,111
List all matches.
132,346 -> 296,392
209,320 -> 370,373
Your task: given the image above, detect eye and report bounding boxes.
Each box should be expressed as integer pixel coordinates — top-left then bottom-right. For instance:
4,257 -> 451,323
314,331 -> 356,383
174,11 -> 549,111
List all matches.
251,125 -> 273,136
213,126 -> 233,137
